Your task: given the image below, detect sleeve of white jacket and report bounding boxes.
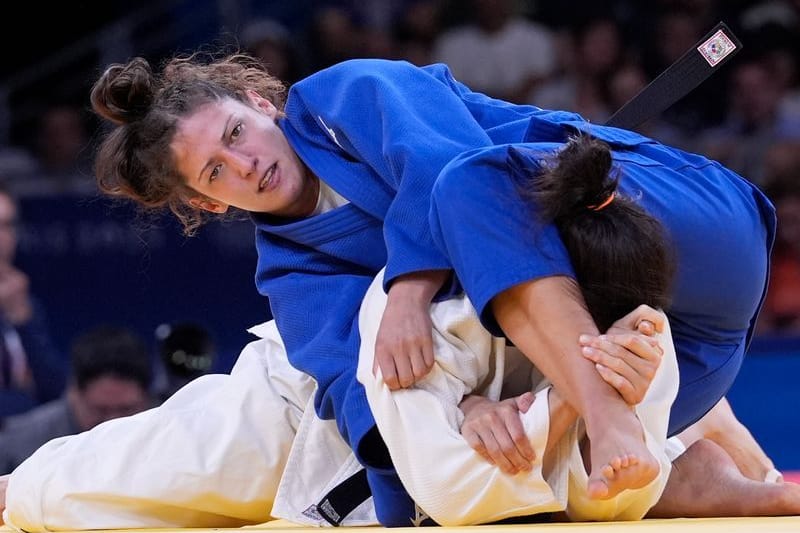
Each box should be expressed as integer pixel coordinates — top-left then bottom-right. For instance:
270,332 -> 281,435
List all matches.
357,270 -> 564,526
3,322 -> 314,532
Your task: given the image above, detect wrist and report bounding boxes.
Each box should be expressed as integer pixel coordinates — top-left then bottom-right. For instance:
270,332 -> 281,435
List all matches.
387,270 -> 449,304
459,394 -> 485,415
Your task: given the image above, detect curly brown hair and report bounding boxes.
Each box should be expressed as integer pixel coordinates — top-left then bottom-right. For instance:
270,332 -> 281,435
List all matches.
90,52 -> 287,235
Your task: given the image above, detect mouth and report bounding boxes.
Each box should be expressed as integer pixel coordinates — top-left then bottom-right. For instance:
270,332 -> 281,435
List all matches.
259,162 -> 278,192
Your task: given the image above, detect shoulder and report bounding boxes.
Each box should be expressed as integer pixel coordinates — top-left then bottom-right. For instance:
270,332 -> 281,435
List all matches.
289,59 -> 448,103
302,58 -> 423,83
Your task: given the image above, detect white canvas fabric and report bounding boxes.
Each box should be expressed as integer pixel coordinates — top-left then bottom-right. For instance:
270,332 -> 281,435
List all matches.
3,322 -> 375,531
357,269 -> 679,525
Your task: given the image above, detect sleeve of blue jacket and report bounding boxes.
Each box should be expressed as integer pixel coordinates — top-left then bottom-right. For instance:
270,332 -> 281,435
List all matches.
429,143 -> 576,335
287,58 -> 552,292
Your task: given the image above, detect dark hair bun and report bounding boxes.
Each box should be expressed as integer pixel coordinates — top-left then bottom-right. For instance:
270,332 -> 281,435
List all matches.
511,134 -> 618,224
90,57 -> 157,125
548,134 -> 615,217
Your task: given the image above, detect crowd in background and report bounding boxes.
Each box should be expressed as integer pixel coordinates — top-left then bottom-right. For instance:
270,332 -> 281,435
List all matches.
0,0 -> 798,470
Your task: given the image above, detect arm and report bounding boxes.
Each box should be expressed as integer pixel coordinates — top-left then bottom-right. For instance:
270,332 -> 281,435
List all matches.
461,306 -> 668,473
285,59 -> 497,286
287,60 -> 503,388
375,269 -> 449,389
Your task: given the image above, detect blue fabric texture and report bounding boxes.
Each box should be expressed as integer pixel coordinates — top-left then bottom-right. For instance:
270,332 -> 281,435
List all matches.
429,123 -> 776,435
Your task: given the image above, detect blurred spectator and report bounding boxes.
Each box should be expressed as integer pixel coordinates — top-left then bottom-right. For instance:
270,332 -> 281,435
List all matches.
639,7 -> 728,136
698,55 -> 800,185
738,0 -> 800,34
0,181 -> 65,420
240,17 -> 307,84
392,0 -> 444,65
153,322 -> 216,402
529,16 -> 625,123
305,5 -> 363,71
757,174 -> 800,335
8,104 -> 95,197
0,325 -> 152,473
431,0 -> 557,103
607,60 -> 694,149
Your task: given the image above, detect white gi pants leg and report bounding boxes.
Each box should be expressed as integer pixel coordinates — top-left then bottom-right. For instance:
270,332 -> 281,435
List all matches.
357,269 -> 678,525
3,322 -> 312,532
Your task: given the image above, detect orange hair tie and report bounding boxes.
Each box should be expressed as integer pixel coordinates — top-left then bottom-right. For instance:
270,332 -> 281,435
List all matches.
587,191 -> 616,211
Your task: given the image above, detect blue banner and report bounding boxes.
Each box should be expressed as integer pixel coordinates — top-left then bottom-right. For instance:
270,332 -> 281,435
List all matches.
16,194 -> 267,372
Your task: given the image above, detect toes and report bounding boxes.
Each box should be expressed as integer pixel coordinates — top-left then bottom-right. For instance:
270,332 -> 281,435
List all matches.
588,478 -> 610,500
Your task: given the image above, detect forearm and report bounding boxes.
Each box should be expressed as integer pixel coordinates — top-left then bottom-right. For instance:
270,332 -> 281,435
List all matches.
491,275 -> 622,422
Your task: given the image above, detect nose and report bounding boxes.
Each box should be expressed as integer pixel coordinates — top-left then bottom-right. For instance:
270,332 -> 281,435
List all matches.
227,150 -> 257,178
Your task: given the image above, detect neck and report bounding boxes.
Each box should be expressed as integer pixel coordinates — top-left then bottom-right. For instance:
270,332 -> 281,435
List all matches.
296,168 -> 320,218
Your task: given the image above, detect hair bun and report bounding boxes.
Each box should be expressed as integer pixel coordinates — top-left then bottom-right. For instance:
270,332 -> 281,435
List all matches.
90,57 -> 157,125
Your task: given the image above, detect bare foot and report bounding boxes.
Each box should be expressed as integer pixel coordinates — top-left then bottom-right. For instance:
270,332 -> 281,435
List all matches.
648,439 -> 800,517
584,405 -> 660,500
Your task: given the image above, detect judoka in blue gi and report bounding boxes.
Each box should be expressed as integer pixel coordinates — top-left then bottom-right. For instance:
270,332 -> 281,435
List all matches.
82,53 -> 774,526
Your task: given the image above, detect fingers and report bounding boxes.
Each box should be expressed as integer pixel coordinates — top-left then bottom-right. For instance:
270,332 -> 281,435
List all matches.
632,304 -> 665,333
580,333 -> 663,405
515,391 -> 535,414
411,336 -> 435,380
375,347 -> 434,390
373,312 -> 435,389
461,396 -> 536,474
636,319 -> 655,336
594,363 -> 641,405
375,350 -> 413,390
611,304 -> 665,334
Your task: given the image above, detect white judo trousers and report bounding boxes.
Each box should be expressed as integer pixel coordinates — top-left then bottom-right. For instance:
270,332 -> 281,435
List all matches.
357,270 -> 679,525
3,322 -> 376,531
4,274 -> 679,531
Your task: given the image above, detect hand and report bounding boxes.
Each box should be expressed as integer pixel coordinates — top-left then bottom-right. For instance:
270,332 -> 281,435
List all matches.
579,305 -> 665,405
459,393 -> 536,474
0,264 -> 32,325
373,271 -> 447,390
0,474 -> 9,525
607,304 -> 666,336
373,295 -> 435,389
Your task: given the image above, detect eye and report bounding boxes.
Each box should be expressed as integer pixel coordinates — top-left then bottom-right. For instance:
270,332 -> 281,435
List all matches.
230,122 -> 242,140
209,164 -> 222,182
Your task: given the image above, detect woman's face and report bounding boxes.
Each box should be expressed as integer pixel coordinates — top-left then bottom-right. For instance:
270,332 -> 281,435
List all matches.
171,93 -> 317,217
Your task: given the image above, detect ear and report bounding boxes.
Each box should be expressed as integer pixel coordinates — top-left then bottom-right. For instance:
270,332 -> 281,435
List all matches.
246,90 -> 278,120
188,196 -> 229,214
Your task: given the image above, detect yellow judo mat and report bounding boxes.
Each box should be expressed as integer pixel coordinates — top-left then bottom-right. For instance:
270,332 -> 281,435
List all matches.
260,517 -> 800,532
5,517 -> 799,533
